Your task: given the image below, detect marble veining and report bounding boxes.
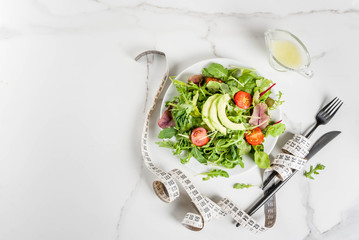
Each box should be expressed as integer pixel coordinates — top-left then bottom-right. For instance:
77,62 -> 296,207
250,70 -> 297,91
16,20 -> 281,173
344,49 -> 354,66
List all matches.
0,1 -> 358,240
115,161 -> 145,240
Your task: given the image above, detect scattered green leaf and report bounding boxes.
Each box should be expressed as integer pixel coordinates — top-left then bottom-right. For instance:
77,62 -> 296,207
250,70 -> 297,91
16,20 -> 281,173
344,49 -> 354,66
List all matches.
199,169 -> 229,181
304,164 -> 325,180
156,140 -> 174,149
233,183 -> 256,189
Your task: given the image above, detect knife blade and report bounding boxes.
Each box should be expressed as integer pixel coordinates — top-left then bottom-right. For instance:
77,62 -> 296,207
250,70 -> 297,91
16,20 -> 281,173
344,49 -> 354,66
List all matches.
305,131 -> 341,159
236,131 -> 341,227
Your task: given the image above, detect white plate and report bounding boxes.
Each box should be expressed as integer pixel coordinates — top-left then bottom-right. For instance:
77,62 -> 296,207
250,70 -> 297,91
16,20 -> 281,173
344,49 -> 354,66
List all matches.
160,58 -> 281,176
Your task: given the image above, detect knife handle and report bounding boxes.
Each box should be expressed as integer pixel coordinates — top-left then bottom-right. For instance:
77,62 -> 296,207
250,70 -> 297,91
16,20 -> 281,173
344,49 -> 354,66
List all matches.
247,169 -> 297,215
235,169 -> 297,227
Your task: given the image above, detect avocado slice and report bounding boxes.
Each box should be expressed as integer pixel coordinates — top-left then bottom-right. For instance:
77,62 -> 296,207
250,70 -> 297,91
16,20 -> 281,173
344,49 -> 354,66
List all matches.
202,94 -> 219,131
217,94 -> 246,131
209,96 -> 227,135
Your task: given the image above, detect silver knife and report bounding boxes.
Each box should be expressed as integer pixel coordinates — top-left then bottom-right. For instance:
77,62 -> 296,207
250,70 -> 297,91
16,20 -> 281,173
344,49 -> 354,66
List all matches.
305,131 -> 341,159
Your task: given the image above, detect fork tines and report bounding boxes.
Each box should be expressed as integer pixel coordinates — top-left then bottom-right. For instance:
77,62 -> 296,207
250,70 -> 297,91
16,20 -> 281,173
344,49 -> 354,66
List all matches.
320,97 -> 343,120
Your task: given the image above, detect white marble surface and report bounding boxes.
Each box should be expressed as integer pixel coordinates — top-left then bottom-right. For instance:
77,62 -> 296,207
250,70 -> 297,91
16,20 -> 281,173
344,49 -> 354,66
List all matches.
0,0 -> 359,239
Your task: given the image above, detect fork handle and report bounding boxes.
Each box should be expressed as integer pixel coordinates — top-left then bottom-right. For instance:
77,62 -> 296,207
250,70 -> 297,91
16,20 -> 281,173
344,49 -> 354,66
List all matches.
305,123 -> 319,138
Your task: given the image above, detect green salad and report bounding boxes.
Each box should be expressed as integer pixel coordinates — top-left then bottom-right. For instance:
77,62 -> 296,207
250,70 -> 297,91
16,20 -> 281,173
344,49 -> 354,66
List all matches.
157,63 -> 285,170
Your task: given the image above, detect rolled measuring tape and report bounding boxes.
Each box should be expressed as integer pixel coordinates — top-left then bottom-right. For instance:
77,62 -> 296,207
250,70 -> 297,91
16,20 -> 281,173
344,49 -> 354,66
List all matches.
271,134 -> 311,180
136,50 -> 308,233
137,51 -> 228,231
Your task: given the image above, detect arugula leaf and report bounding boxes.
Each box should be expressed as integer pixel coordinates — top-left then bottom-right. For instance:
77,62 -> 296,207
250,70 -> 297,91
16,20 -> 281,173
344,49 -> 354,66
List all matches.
180,151 -> 192,164
236,140 -> 251,155
158,127 -> 178,139
233,183 -> 255,189
229,85 -> 240,98
238,74 -> 253,86
171,78 -> 188,87
253,144 -> 270,169
202,67 -> 212,77
240,75 -> 257,94
191,147 -> 207,164
227,67 -> 241,78
206,81 -> 221,93
156,141 -> 174,149
269,91 -> 284,110
265,123 -> 286,137
191,91 -> 201,117
304,164 -> 325,180
240,67 -> 258,77
167,77 -> 205,132
172,107 -> 202,132
256,78 -> 272,90
220,83 -> 231,94
200,169 -> 229,181
202,63 -> 228,80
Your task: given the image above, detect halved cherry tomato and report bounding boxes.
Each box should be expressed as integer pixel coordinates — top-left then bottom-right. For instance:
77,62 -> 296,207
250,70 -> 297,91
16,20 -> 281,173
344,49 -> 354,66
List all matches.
245,127 -> 264,145
234,91 -> 252,109
191,127 -> 209,147
206,77 -> 223,84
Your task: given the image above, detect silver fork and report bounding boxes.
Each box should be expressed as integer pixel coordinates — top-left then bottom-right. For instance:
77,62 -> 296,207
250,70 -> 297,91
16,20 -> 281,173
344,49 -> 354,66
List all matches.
305,97 -> 343,138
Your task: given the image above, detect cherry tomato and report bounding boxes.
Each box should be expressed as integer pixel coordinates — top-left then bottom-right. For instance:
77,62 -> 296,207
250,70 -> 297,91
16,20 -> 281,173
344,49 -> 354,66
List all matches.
206,77 -> 223,84
191,127 -> 209,147
234,91 -> 252,109
245,127 -> 264,145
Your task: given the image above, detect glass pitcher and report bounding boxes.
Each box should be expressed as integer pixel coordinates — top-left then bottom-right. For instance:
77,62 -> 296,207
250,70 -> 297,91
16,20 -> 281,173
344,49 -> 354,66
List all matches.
264,29 -> 314,78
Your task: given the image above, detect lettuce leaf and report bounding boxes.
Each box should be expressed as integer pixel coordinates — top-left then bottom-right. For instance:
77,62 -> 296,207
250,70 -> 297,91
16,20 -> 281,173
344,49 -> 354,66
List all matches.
265,123 -> 286,137
158,127 -> 177,139
202,63 -> 228,80
253,144 -> 270,169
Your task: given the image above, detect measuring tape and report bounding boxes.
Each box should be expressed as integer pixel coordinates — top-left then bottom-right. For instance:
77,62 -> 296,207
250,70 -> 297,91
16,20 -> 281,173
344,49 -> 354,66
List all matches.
271,135 -> 311,180
136,50 -> 311,232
